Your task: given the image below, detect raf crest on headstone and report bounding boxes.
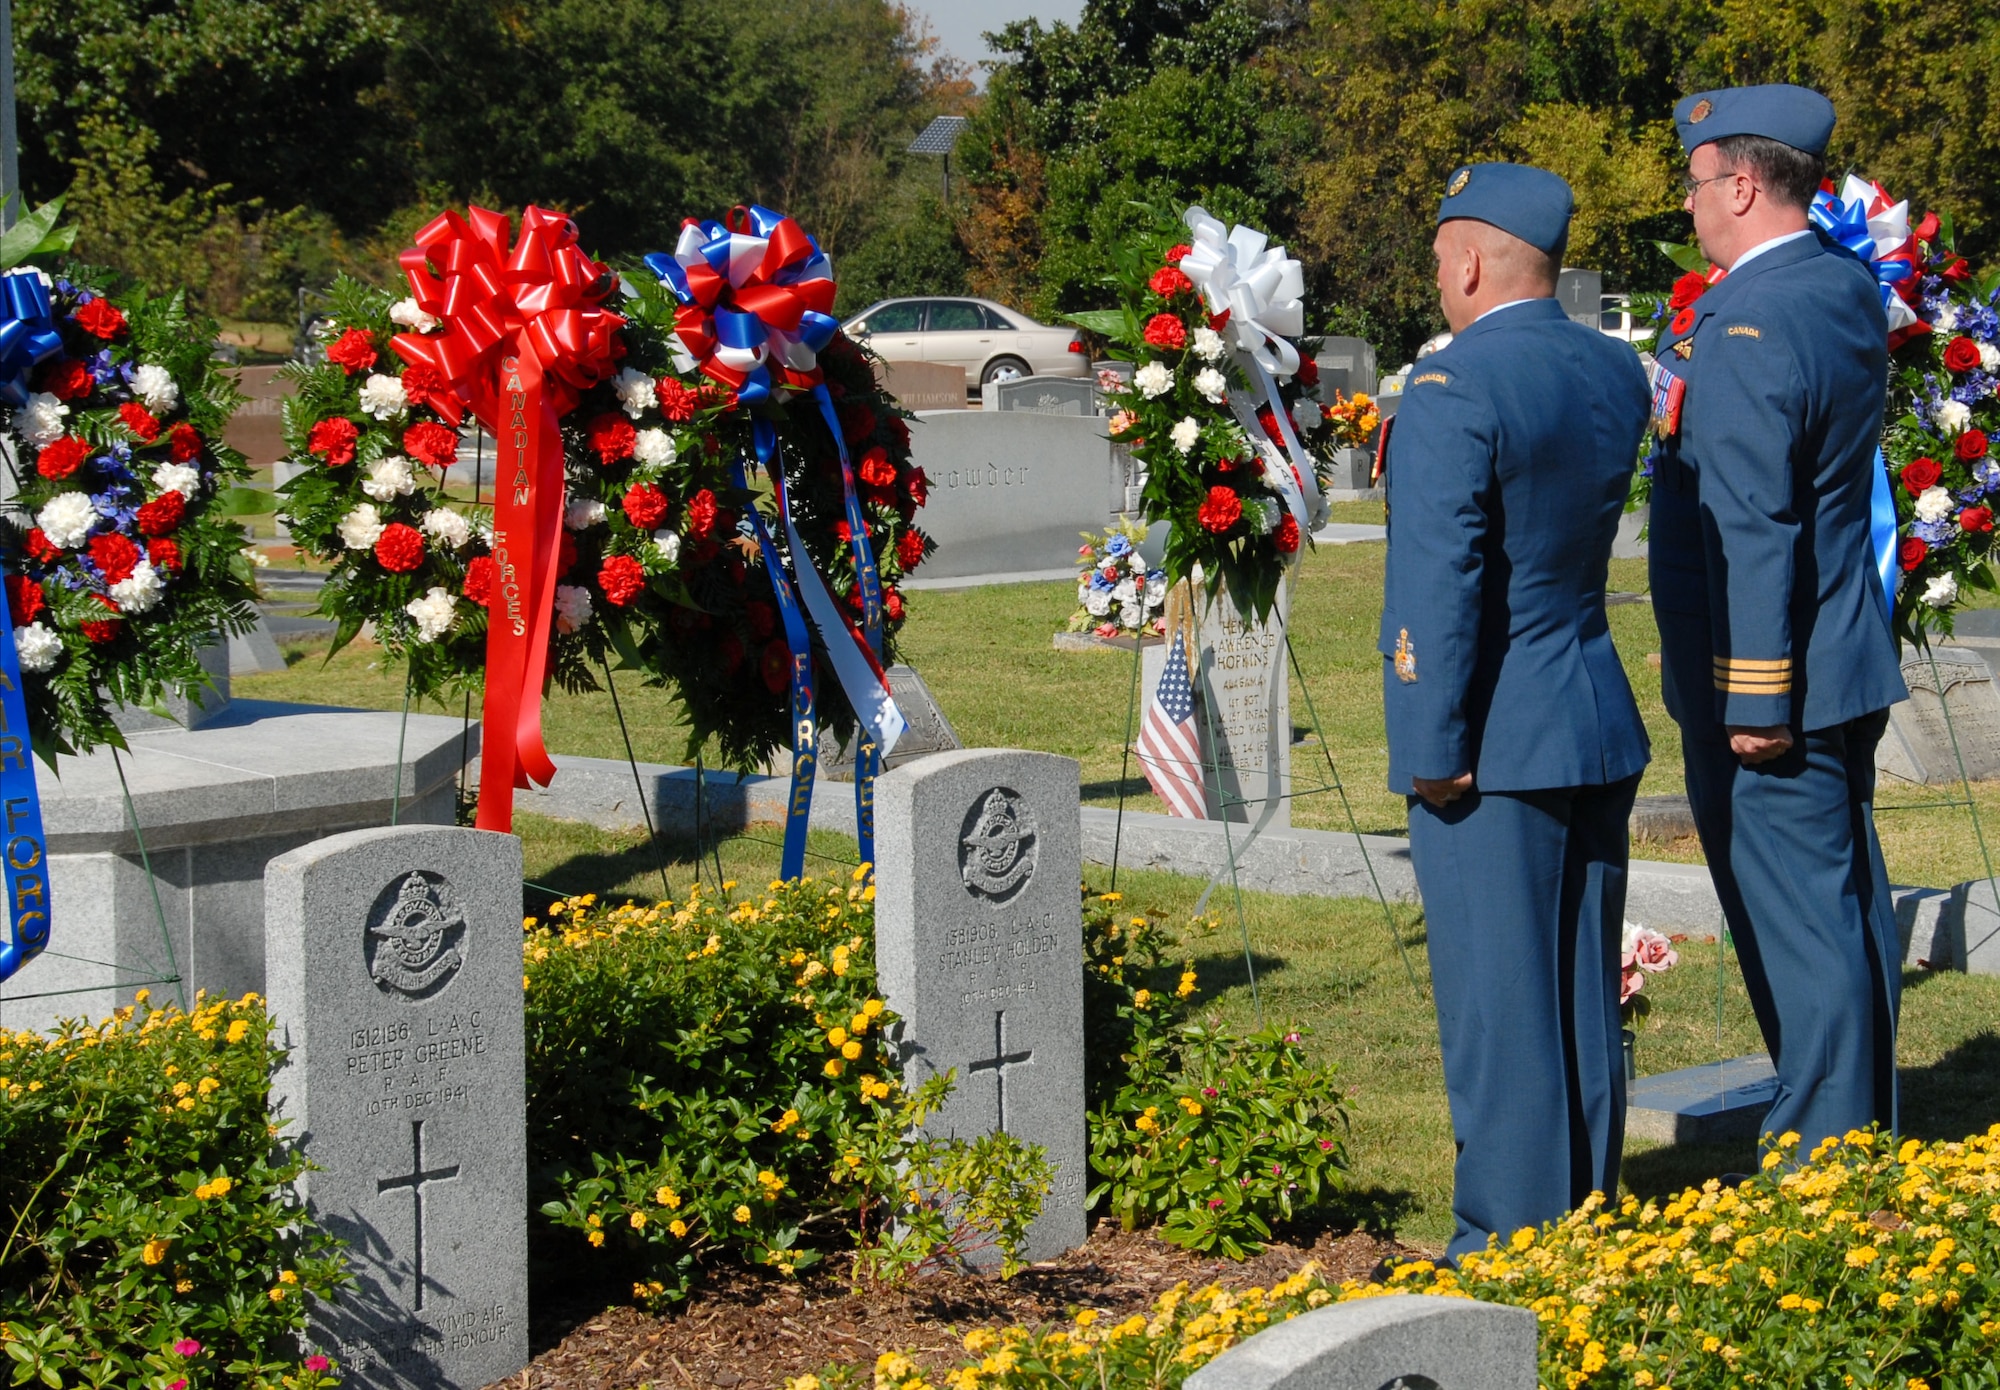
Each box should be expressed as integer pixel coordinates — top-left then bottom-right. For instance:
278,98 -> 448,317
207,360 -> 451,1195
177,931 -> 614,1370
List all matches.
366,871 -> 467,998
960,788 -> 1037,902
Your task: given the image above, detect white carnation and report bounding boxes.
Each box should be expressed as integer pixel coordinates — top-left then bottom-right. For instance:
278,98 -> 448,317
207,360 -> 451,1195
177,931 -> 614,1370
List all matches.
614,368 -> 655,420
1134,361 -> 1173,399
1294,400 -> 1323,432
1915,485 -> 1956,523
1194,367 -> 1228,404
361,454 -> 418,502
554,583 -> 593,633
152,462 -> 201,501
1170,417 -> 1201,455
13,623 -> 61,673
337,503 -> 386,550
1936,400 -> 1973,436
1935,304 -> 1959,332
132,363 -> 180,415
109,560 -> 165,614
13,392 -> 67,446
652,529 -> 681,563
1192,326 -> 1226,361
1084,587 -> 1113,617
36,491 -> 97,548
421,508 -> 472,549
404,586 -> 458,642
1922,571 -> 1960,608
389,297 -> 439,333
633,428 -> 677,468
358,372 -> 410,420
565,498 -> 607,531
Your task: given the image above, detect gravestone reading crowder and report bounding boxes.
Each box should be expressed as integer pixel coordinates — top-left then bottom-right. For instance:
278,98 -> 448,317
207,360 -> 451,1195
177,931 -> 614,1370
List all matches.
875,749 -> 1087,1266
267,825 -> 528,1389
1185,1296 -> 1537,1390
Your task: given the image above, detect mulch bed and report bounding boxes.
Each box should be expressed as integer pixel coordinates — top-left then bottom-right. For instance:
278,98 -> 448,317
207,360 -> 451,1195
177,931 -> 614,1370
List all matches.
495,1222 -> 1414,1390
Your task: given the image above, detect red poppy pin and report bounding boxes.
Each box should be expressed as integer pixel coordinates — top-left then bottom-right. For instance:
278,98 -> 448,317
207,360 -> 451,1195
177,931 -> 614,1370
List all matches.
1670,307 -> 1696,336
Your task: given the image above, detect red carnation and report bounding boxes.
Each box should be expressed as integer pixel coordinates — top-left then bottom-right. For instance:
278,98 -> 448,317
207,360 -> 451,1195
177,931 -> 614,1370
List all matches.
599,553 -> 647,607
718,634 -> 744,676
1256,406 -> 1282,440
374,523 -> 425,573
400,362 -> 448,406
1275,514 -> 1301,554
5,576 -> 44,626
1955,429 -> 1989,461
1901,536 -> 1929,571
88,532 -> 141,585
1165,243 -> 1192,263
906,467 -> 929,507
759,639 -> 789,694
325,327 -> 378,375
168,422 -> 203,463
1944,336 -> 1983,373
1962,506 -> 1995,533
147,538 -> 182,572
309,417 -> 360,467
655,377 -> 698,422
403,421 -> 457,470
587,412 -> 637,465
858,447 -> 897,488
1902,456 -> 1942,495
841,403 -> 877,441
36,436 -> 90,481
1208,309 -> 1232,332
884,588 -> 905,622
1197,485 -> 1242,533
558,530 -> 578,577
1670,307 -> 1696,336
74,298 -> 126,339
896,530 -> 926,570
685,488 -> 719,540
1295,358 -> 1319,388
622,483 -> 670,530
462,555 -> 495,606
136,491 -> 186,537
746,601 -> 776,639
81,616 -> 123,644
1668,271 -> 1708,312
119,401 -> 161,443
1150,266 -> 1194,298
42,359 -> 93,401
24,529 -> 61,563
1142,314 -> 1188,350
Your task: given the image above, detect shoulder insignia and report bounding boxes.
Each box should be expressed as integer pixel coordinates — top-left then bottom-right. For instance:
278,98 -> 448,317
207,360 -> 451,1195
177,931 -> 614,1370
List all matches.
1672,338 -> 1693,360
1727,324 -> 1761,339
1394,628 -> 1417,683
1411,371 -> 1449,387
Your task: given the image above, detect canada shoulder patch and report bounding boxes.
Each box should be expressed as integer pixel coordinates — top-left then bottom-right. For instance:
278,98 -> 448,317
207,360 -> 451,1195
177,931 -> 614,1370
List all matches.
1726,324 -> 1762,339
1411,371 -> 1449,388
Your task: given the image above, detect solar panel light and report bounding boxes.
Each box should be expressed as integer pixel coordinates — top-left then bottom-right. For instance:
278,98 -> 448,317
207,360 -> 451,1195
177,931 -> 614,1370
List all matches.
907,115 -> 968,155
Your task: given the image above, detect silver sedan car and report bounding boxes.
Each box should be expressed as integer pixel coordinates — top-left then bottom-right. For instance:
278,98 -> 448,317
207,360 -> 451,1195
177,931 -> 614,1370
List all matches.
843,296 -> 1090,386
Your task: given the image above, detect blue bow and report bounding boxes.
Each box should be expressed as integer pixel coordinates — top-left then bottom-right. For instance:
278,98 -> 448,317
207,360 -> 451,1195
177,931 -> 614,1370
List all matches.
0,272 -> 65,409
1811,188 -> 1914,315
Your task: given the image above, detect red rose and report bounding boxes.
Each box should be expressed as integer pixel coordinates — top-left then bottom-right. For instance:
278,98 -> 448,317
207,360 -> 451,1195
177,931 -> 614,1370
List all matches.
5,576 -> 45,626
598,553 -> 647,607
309,417 -> 360,467
587,412 -> 637,465
759,639 -> 790,694
147,538 -> 182,572
88,532 -> 140,585
24,529 -> 61,563
1142,314 -> 1188,350
136,491 -> 186,537
1955,428 -> 1989,461
1962,506 -> 1995,533
1941,256 -> 1973,284
1943,336 -> 1983,373
858,447 -> 897,488
1295,358 -> 1319,388
325,327 -> 378,375
74,298 -> 126,339
42,359 -> 93,401
1275,513 -> 1301,554
655,377 -> 698,422
462,555 -> 496,606
1914,211 -> 1941,243
35,436 -> 90,481
906,467 -> 929,507
1165,243 -> 1192,263
1149,266 -> 1194,297
374,523 -> 425,573
884,588 -> 905,622
746,600 -> 776,639
402,421 -> 457,470
1667,271 -> 1708,312
896,530 -> 926,570
168,422 -> 203,463
622,483 -> 669,530
1197,485 -> 1242,533
1902,456 -> 1942,495
1669,307 -> 1696,336
1901,536 -> 1929,571
841,403 -> 877,441
685,488 -> 719,540
119,401 -> 161,442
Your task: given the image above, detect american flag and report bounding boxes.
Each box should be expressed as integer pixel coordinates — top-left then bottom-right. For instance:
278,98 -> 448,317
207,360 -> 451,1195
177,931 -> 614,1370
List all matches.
1136,637 -> 1209,819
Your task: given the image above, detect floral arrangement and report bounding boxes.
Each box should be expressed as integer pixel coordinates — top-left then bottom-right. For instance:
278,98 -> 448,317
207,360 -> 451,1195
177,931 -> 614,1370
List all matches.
1320,390 -> 1382,451
1073,208 -> 1336,624
1068,519 -> 1166,637
1618,920 -> 1679,1022
2,257 -> 261,755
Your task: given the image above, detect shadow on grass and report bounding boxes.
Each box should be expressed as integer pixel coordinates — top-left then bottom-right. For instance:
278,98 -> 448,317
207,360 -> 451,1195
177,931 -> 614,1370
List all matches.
526,830 -> 703,908
1287,1184 -> 1422,1239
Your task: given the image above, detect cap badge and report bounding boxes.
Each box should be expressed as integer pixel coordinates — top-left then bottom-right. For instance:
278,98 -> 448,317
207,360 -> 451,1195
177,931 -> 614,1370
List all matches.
1446,170 -> 1470,197
1689,98 -> 1713,123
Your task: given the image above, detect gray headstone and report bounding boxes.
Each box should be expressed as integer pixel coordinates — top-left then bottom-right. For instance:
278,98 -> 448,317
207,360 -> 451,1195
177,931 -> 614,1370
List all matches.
113,638 -> 231,732
875,749 -> 1086,1266
1196,587 -> 1291,826
1312,338 -> 1377,405
267,826 -> 528,1388
1185,1295 -> 1538,1390
1325,447 -> 1373,495
1625,1054 -> 1777,1145
904,411 -> 1120,578
823,664 -> 963,782
878,360 -> 969,411
1556,268 -> 1604,330
982,374 -> 1099,417
1876,646 -> 2000,785
1925,877 -> 2000,975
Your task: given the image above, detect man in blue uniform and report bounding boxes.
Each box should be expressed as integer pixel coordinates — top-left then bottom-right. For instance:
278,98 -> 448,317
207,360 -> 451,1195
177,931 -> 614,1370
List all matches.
1381,163 -> 1651,1260
1649,85 -> 1906,1152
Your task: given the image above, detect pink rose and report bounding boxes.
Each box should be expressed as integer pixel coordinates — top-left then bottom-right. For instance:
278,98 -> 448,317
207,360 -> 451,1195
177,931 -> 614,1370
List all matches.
1620,967 -> 1646,1006
1630,926 -> 1679,973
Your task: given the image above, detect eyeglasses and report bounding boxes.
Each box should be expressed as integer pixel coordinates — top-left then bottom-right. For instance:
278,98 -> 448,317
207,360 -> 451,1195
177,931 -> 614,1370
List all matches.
1681,171 -> 1741,197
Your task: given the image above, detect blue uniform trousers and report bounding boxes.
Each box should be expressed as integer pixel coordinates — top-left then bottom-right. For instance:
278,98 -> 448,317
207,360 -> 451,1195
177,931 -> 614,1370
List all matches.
1676,709 -> 1900,1148
1408,773 -> 1640,1261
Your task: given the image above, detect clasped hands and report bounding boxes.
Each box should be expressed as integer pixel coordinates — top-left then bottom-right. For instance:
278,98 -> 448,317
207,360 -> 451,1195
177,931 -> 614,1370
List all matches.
1412,722 -> 1789,807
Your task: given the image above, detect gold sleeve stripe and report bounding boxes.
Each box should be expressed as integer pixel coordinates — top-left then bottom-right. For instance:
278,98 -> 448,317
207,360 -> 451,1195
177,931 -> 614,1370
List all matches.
1716,677 -> 1792,694
1712,657 -> 1793,673
1713,658 -> 1792,693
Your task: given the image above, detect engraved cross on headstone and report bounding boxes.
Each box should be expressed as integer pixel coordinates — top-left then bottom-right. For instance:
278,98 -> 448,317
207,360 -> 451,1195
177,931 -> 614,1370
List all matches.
967,1009 -> 1032,1132
377,1118 -> 460,1310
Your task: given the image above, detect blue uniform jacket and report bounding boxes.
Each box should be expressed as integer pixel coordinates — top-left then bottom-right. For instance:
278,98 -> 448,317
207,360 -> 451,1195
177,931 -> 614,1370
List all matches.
1648,234 -> 1906,730
1379,298 -> 1652,794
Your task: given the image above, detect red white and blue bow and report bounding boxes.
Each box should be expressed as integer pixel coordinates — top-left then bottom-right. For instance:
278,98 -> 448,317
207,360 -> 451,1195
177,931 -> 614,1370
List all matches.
0,272 -> 64,409
1811,175 -> 1924,346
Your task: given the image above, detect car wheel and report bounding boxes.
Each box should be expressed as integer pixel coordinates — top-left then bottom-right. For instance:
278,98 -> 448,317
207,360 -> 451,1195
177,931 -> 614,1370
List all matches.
981,356 -> 1031,386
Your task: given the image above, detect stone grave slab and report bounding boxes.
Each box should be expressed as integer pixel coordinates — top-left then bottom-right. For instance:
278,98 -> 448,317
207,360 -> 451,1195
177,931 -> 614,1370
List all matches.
904,410 -> 1120,579
875,748 -> 1086,1266
1625,1053 -> 1777,1146
267,825 -> 528,1388
878,360 -> 968,411
1186,1295 -> 1537,1390
982,375 -> 1099,416
1311,337 -> 1377,407
225,365 -> 293,468
1940,877 -> 2000,975
823,664 -> 963,781
1196,586 -> 1291,826
1877,646 -> 2000,785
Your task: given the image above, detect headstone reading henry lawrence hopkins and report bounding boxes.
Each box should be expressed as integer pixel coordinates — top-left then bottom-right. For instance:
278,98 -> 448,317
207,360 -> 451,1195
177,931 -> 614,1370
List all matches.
982,375 -> 1099,416
266,826 -> 528,1389
1875,645 -> 2000,785
1195,586 -> 1291,827
875,749 -> 1087,1266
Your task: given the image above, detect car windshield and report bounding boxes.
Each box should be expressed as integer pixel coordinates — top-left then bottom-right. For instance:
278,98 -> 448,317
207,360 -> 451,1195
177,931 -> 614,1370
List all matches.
860,302 -> 921,333
927,301 -> 985,332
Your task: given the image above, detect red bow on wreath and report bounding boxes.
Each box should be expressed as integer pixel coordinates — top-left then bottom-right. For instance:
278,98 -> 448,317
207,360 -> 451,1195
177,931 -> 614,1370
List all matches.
390,205 -> 625,833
